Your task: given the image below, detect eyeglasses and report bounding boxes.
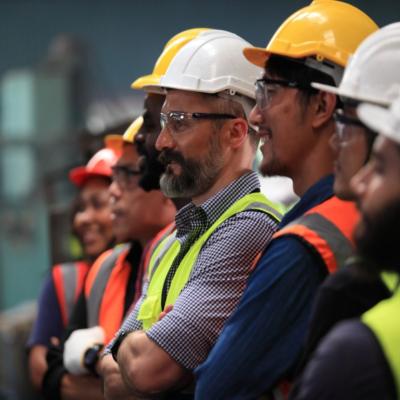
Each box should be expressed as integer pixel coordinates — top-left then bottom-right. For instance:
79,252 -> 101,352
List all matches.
255,78 -> 311,110
111,165 -> 141,189
160,111 -> 236,135
333,110 -> 367,144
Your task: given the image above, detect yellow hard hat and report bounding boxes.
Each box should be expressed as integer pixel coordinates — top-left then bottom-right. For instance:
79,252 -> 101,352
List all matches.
131,28 -> 210,90
244,0 -> 378,69
122,116 -> 144,143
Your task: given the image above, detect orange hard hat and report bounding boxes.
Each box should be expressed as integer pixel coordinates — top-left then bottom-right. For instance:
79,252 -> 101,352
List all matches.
69,135 -> 123,187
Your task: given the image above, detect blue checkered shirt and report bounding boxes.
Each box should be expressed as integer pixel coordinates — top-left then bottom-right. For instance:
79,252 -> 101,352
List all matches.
105,171 -> 278,369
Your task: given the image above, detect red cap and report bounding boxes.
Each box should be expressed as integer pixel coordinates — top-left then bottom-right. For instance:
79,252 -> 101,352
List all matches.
69,135 -> 123,187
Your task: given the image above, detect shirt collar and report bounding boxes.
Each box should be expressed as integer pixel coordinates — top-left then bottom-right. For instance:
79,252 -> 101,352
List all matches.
280,174 -> 334,228
175,171 -> 260,235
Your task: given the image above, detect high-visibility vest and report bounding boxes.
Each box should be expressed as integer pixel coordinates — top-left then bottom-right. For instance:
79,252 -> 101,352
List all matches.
52,261 -> 90,327
273,196 -> 359,273
85,244 -> 131,344
362,272 -> 400,399
141,222 -> 176,283
268,196 -> 359,400
137,192 -> 283,330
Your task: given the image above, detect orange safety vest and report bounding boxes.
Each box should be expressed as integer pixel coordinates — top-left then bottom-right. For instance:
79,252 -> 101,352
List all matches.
52,261 -> 90,327
84,244 -> 131,344
84,225 -> 176,344
270,196 -> 359,400
273,196 -> 359,274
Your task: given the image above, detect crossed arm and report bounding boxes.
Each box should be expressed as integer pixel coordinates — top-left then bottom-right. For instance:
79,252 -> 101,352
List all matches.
101,331 -> 191,399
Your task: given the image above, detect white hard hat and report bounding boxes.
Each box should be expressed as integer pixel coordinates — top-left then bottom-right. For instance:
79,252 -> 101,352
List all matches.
357,94 -> 400,144
159,30 -> 262,100
312,23 -> 400,106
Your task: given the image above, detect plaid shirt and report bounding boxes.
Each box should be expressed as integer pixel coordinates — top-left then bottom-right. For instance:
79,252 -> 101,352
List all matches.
106,171 -> 278,369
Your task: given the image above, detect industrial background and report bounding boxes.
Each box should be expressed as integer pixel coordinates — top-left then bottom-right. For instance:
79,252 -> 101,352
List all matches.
0,1 -> 399,398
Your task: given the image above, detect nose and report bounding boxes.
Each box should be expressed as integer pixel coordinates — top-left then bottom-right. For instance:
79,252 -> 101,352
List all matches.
155,126 -> 175,151
249,104 -> 262,129
109,179 -> 122,200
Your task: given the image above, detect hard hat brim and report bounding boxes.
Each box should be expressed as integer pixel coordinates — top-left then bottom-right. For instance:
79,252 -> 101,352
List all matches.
123,116 -> 144,143
69,167 -> 111,187
312,82 -> 391,107
131,74 -> 160,90
358,103 -> 399,143
243,47 -> 271,68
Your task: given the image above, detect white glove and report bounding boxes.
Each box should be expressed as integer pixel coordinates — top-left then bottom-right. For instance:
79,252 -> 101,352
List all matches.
63,326 -> 105,375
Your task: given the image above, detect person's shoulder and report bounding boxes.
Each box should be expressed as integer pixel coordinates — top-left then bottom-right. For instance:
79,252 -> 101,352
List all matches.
321,319 -> 373,351
257,234 -> 317,267
292,318 -> 395,400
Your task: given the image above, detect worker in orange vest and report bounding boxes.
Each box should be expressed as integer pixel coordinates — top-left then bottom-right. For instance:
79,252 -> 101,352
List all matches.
195,2 -> 377,398
27,138 -> 121,390
41,115 -> 176,400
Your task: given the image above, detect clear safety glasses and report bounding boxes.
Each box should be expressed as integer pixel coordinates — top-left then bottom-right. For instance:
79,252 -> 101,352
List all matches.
160,111 -> 236,135
255,78 -> 310,110
333,109 -> 368,145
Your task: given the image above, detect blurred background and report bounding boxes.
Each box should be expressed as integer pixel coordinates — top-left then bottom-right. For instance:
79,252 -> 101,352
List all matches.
0,0 -> 399,398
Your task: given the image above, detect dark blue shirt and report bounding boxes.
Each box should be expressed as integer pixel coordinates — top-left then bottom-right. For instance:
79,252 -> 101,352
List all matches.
195,175 -> 334,399
27,274 -> 64,348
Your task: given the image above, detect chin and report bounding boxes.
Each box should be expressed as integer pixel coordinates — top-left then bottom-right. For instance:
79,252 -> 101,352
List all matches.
333,181 -> 356,201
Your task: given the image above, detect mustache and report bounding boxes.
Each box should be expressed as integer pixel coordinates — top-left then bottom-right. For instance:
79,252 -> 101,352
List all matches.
158,149 -> 186,166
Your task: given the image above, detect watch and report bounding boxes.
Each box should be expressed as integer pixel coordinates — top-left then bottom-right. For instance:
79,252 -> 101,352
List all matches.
83,343 -> 104,376
111,331 -> 130,362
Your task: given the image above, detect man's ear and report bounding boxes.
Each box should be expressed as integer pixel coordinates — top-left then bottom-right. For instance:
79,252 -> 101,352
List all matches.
226,118 -> 248,149
312,91 -> 337,129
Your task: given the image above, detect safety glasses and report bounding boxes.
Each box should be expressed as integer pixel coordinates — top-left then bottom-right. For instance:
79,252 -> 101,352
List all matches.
160,111 -> 236,135
255,78 -> 310,110
111,165 -> 141,190
333,109 -> 367,145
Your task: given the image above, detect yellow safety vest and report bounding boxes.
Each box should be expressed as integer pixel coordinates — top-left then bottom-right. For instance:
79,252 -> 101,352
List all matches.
137,192 -> 283,330
362,271 -> 400,398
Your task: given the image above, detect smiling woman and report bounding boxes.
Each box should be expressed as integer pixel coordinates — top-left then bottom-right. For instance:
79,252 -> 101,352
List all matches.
27,140 -> 121,392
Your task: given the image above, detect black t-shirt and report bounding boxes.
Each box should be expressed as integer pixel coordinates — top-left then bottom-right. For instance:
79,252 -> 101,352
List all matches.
296,261 -> 390,374
290,319 -> 396,400
42,241 -> 142,400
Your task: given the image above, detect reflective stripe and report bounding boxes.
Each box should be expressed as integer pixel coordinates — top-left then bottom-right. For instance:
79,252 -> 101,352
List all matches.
60,263 -> 78,321
287,213 -> 353,271
244,201 -> 283,222
273,197 -> 358,273
143,223 -> 176,280
147,232 -> 177,280
87,244 -> 130,327
52,261 -> 90,326
138,192 -> 282,330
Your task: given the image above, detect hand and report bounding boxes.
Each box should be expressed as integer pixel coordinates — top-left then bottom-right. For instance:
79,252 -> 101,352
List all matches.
63,326 -> 105,375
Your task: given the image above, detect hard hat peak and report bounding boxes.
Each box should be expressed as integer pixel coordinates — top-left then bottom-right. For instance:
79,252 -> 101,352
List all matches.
358,94 -> 400,144
69,141 -> 122,187
243,0 -> 378,80
312,23 -> 400,106
123,116 -> 144,143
